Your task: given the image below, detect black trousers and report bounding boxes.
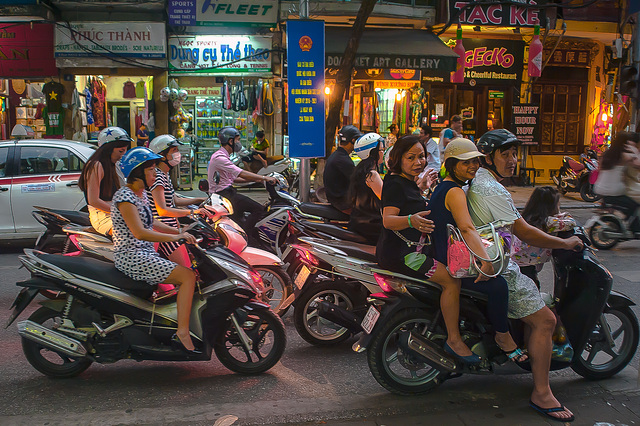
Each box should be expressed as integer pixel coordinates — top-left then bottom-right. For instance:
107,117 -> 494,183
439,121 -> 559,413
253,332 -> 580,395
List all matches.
603,195 -> 640,231
217,186 -> 264,244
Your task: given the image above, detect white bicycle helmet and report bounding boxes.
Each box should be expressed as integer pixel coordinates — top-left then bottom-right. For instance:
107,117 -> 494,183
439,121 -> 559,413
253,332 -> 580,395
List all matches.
148,134 -> 183,155
354,132 -> 384,160
97,127 -> 133,147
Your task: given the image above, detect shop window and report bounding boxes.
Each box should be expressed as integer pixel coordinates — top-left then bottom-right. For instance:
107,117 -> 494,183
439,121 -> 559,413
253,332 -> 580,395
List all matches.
19,147 -> 84,175
531,82 -> 586,154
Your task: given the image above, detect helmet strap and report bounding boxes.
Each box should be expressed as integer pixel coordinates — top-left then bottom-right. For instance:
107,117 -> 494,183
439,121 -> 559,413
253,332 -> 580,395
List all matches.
485,153 -> 505,179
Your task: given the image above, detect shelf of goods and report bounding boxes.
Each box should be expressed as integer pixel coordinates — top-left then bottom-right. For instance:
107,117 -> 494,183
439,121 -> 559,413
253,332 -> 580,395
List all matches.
176,144 -> 193,190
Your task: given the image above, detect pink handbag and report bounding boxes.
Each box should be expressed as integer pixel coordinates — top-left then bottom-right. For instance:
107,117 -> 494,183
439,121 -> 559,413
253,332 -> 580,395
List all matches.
446,222 -> 512,278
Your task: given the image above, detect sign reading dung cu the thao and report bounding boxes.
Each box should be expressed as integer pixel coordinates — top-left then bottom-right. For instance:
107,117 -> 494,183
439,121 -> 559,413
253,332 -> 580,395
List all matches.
168,35 -> 272,73
287,20 -> 325,158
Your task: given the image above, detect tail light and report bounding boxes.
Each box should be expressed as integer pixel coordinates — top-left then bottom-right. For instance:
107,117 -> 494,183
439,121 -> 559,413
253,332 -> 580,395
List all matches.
249,269 -> 265,293
292,244 -> 319,267
373,273 -> 407,294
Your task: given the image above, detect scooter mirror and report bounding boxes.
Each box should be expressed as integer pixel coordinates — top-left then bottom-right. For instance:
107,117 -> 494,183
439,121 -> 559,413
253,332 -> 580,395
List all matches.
198,179 -> 209,193
214,171 -> 221,185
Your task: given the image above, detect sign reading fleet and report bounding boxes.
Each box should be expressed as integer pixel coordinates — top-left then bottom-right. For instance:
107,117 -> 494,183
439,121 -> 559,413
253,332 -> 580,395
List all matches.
168,35 -> 271,73
287,20 -> 325,158
196,0 -> 277,27
54,23 -> 166,58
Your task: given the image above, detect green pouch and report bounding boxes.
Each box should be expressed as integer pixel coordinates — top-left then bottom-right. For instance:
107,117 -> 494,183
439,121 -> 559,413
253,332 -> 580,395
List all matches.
404,252 -> 427,271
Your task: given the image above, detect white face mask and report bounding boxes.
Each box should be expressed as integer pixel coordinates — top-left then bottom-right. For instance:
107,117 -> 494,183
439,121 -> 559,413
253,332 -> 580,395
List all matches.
168,152 -> 181,167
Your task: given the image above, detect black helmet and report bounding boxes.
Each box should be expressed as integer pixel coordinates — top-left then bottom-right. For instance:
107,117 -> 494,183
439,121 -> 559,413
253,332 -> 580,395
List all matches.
219,126 -> 241,146
476,129 -> 521,155
338,125 -> 363,144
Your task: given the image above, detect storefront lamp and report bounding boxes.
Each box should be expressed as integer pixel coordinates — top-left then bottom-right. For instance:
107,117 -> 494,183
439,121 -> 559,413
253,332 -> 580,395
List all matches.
601,111 -> 608,122
325,86 -> 331,95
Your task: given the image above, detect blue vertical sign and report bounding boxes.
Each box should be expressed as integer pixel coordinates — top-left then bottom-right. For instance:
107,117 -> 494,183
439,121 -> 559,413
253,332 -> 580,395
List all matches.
287,20 -> 325,158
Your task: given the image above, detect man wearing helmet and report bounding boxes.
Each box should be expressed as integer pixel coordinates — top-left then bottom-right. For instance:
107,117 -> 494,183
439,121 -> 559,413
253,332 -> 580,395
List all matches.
466,129 -> 582,422
207,126 -> 277,243
324,125 -> 363,213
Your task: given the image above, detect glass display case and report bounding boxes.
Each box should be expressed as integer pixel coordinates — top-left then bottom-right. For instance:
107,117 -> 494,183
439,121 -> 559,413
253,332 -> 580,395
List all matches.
176,144 -> 193,190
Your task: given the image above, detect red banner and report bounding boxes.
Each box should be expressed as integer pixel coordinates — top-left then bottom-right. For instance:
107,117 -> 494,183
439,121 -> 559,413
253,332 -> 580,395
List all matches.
0,23 -> 57,77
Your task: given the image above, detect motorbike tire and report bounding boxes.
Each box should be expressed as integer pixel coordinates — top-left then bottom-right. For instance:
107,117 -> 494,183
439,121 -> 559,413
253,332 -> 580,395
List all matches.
293,281 -> 358,346
580,183 -> 601,202
367,308 -> 450,395
254,265 -> 293,317
22,307 -> 93,378
571,306 -> 639,380
589,217 -> 622,250
214,308 -> 286,375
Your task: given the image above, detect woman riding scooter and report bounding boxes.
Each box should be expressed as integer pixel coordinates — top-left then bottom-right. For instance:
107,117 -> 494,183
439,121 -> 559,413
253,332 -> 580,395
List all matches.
112,147 -> 198,353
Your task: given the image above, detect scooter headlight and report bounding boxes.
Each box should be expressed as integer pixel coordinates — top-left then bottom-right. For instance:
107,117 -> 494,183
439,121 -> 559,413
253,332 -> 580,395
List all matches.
221,197 -> 234,215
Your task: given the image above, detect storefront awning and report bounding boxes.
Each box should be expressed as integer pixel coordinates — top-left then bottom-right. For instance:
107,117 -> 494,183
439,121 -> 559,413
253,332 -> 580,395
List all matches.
325,28 -> 458,72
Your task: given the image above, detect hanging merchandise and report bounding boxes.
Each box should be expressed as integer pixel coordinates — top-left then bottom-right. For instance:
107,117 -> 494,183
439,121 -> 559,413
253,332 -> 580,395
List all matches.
43,79 -> 66,136
222,80 -> 232,110
159,82 -> 192,126
263,81 -> 274,116
238,81 -> 247,111
450,24 -> 465,84
256,79 -> 263,115
135,79 -> 146,98
231,81 -> 239,112
247,80 -> 256,112
43,106 -> 65,136
85,81 -> 94,125
528,20 -> 543,78
123,80 -> 136,98
92,78 -> 107,128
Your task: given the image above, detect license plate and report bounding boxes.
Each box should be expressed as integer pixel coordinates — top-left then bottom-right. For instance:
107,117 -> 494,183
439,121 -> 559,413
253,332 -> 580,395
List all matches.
361,305 -> 381,334
294,265 -> 311,290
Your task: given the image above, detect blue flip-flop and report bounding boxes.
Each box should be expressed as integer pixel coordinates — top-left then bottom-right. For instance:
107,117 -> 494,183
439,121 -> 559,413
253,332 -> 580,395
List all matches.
529,400 -> 575,422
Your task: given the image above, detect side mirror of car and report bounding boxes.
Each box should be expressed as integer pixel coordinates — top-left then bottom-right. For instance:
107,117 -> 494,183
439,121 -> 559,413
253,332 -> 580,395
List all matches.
198,178 -> 209,193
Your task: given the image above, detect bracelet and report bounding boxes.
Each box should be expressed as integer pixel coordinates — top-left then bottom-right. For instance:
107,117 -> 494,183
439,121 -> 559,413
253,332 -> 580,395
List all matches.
408,214 -> 413,228
189,209 -> 194,216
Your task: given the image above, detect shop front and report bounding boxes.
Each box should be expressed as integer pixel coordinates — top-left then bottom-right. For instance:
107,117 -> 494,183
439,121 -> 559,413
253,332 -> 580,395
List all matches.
0,22 -> 58,140
168,33 -> 278,178
324,27 -> 458,140
52,21 -> 168,143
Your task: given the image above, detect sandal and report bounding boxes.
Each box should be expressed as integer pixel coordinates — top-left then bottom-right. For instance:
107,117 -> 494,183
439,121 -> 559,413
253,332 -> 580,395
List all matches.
501,347 -> 529,363
444,342 -> 482,365
529,400 -> 575,422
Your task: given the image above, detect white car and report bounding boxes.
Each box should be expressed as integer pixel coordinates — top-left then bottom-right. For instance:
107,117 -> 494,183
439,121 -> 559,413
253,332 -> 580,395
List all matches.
0,138 -> 96,240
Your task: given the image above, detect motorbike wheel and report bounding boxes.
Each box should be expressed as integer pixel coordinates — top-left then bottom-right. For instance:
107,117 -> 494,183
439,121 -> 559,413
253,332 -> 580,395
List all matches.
589,217 -> 622,250
22,307 -> 92,378
214,308 -> 286,375
571,306 -> 639,380
293,281 -> 357,346
253,266 -> 293,317
367,308 -> 449,395
580,183 -> 601,202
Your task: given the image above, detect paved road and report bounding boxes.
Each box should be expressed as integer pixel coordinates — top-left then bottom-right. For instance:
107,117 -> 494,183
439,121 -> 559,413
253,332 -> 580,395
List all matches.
0,207 -> 638,425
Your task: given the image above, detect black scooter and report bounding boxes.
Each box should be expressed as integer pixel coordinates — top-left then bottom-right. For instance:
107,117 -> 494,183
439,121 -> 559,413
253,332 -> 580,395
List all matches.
354,228 -> 639,395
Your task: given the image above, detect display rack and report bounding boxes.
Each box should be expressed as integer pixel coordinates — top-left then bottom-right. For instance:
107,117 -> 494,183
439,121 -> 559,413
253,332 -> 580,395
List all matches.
176,144 -> 193,190
194,96 -> 253,149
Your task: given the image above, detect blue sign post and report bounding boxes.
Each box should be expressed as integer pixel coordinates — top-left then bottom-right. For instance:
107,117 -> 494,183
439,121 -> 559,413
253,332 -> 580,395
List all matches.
286,20 -> 325,158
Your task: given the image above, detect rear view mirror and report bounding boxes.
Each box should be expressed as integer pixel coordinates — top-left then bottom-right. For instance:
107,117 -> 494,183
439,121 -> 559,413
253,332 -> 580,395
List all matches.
214,171 -> 221,185
198,178 -> 209,193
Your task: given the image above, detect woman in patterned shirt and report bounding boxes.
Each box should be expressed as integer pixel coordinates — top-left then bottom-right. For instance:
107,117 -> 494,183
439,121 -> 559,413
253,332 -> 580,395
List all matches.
147,134 -> 211,267
113,147 -> 199,353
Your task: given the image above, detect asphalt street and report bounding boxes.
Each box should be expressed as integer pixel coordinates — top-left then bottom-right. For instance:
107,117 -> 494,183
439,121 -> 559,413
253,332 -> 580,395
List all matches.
0,205 -> 638,425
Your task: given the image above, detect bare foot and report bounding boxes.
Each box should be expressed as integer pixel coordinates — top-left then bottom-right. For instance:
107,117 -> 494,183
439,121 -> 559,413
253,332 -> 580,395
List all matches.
530,391 -> 574,421
446,338 -> 473,357
176,330 -> 195,351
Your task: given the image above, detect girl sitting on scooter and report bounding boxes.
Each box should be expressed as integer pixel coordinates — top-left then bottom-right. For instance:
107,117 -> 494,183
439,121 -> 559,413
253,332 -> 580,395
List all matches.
78,127 -> 132,236
516,186 -> 576,288
427,138 -> 527,363
376,135 -> 481,364
112,147 -> 199,353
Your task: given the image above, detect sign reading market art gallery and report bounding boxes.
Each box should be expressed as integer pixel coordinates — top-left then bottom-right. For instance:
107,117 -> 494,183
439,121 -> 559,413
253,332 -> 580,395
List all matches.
169,0 -> 277,27
54,22 -> 166,58
168,35 -> 272,73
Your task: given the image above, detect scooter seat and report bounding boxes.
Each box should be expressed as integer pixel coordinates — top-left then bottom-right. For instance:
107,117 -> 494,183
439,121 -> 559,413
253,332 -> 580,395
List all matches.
48,209 -> 91,227
298,203 -> 350,222
267,155 -> 284,163
37,253 -> 154,299
316,239 -> 377,263
301,220 -> 370,245
566,157 -> 585,172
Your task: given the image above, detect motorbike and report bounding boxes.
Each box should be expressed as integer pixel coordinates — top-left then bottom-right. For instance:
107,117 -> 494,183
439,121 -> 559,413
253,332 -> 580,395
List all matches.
586,200 -> 640,250
5,215 -> 286,378
350,228 -> 638,395
282,237 -> 379,345
231,147 -> 295,189
552,150 -> 600,202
